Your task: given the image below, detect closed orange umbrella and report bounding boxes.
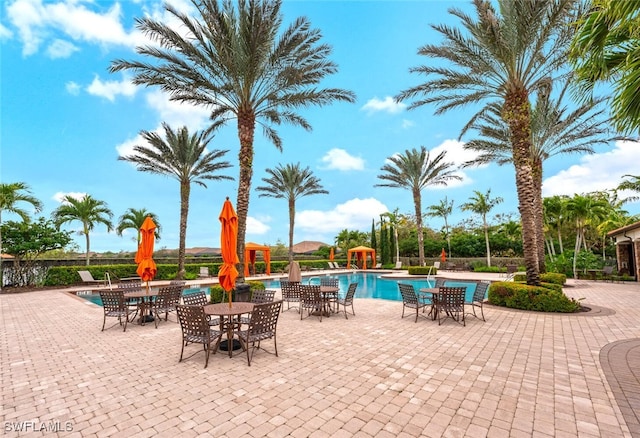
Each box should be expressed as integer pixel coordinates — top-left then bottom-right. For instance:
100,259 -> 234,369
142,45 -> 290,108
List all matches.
440,248 -> 447,263
329,247 -> 334,261
136,216 -> 157,293
218,197 -> 239,306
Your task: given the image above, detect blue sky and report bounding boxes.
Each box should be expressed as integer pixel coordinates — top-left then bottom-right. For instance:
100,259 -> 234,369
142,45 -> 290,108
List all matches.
2,0 -> 639,253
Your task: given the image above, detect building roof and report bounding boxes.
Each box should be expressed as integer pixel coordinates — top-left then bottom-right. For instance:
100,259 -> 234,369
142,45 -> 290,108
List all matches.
606,221 -> 640,237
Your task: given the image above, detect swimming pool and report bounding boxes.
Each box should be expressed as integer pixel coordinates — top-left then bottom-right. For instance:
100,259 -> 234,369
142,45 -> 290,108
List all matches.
73,287 -> 206,306
263,272 -> 481,302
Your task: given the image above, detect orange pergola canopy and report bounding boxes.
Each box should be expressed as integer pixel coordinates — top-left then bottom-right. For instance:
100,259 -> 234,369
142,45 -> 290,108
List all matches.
244,242 -> 271,277
346,245 -> 376,270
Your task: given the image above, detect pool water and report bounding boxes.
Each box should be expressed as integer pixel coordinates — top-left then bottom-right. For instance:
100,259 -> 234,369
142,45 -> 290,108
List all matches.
263,272 -> 480,302
73,288 -> 206,307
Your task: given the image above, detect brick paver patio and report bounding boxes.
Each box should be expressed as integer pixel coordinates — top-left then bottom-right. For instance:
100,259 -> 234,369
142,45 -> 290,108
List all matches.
1,273 -> 638,437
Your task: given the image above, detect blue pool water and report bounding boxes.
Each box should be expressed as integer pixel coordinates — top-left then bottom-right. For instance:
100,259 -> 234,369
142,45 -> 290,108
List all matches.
75,274 -> 482,305
263,272 -> 479,302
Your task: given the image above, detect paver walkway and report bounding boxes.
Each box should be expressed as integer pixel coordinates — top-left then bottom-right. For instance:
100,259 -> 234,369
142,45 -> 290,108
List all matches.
1,274 -> 639,437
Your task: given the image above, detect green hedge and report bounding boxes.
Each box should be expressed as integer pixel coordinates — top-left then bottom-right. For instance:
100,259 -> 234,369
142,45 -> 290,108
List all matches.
407,266 -> 438,275
488,281 -> 580,312
513,272 -> 567,285
208,281 -> 266,303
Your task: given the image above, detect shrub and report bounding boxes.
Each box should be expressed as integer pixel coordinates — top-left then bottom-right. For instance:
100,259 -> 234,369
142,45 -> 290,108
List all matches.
488,281 -> 580,313
540,272 -> 566,285
407,266 -> 438,275
208,280 -> 265,303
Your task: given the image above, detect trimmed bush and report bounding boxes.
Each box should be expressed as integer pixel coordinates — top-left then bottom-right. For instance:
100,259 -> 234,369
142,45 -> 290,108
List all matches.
407,266 -> 438,275
208,280 -> 266,303
488,281 -> 580,313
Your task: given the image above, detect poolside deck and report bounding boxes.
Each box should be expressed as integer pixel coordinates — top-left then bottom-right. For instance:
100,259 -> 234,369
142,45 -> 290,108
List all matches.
1,272 -> 639,437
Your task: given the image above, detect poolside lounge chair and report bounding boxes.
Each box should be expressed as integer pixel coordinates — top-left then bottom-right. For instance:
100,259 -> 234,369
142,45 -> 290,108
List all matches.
198,267 -> 211,278
373,263 -> 382,269
393,261 -> 403,270
78,270 -> 106,287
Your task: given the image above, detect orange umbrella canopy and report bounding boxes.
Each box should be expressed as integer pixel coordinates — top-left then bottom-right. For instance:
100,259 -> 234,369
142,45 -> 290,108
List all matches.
440,248 -> 447,263
136,216 -> 157,282
244,242 -> 271,277
329,247 -> 335,261
346,245 -> 376,270
218,198 -> 239,296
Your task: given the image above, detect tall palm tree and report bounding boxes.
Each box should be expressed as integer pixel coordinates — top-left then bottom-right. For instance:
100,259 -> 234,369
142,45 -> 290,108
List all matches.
116,208 -> 162,249
0,182 -> 43,289
617,175 -> 640,203
380,208 -> 403,264
462,78 -> 611,271
565,193 -> 609,278
396,0 -> 579,285
570,0 -> 640,134
376,147 -> 460,266
426,197 -> 454,258
543,195 -> 570,257
118,123 -> 232,279
52,194 -> 114,266
110,0 -> 355,279
460,189 -> 503,267
255,163 -> 328,264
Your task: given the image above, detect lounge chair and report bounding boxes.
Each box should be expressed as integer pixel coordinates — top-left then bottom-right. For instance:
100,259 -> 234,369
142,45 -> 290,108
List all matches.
198,267 -> 211,278
373,263 -> 382,269
393,261 -> 403,270
78,270 -> 106,287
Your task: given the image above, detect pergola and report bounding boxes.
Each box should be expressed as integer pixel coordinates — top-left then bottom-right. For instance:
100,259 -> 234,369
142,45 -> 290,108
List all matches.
244,242 -> 271,277
346,245 -> 376,270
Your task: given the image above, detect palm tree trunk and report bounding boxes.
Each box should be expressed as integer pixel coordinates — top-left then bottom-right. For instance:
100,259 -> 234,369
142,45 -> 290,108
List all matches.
503,88 -> 540,285
573,228 -> 581,279
444,218 -> 451,258
177,181 -> 190,279
558,229 -> 564,254
533,161 -> 546,273
236,109 -> 256,282
84,225 -> 90,266
413,189 -> 425,266
483,219 -> 491,267
288,198 -> 295,264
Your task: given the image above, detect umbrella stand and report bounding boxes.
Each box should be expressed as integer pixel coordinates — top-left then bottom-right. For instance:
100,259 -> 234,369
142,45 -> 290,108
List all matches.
139,280 -> 154,324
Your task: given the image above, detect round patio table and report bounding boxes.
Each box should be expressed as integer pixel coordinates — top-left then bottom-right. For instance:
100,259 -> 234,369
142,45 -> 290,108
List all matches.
204,302 -> 254,357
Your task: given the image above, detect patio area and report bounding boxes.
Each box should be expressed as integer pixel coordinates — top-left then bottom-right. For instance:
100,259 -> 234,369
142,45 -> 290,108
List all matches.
1,273 -> 639,437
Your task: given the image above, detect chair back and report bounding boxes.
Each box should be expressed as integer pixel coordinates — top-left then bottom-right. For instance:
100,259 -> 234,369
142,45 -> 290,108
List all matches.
100,290 -> 126,312
199,267 -> 209,277
176,304 -> 210,340
117,281 -> 143,293
320,277 -> 339,289
603,266 -> 614,275
300,285 -> 323,308
251,289 -> 276,304
433,278 -> 445,288
398,283 -> 419,305
246,300 -> 282,337
472,282 -> 489,302
343,283 -> 358,305
170,280 -> 186,287
280,280 -> 301,301
438,286 -> 466,310
434,261 -> 441,269
182,290 -> 208,306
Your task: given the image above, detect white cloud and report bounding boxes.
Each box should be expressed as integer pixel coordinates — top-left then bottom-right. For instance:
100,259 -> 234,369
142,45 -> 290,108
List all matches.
86,74 -> 137,102
115,135 -> 142,159
401,119 -> 415,129
246,216 -> 270,235
46,38 -> 78,58
145,90 -> 212,131
361,96 -> 406,114
543,139 -> 640,197
296,198 -> 389,233
0,23 -> 14,39
65,81 -> 81,95
53,191 -> 86,203
320,148 -> 365,171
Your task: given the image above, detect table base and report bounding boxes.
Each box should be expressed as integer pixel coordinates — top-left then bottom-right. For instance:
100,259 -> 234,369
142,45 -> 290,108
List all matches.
219,339 -> 242,351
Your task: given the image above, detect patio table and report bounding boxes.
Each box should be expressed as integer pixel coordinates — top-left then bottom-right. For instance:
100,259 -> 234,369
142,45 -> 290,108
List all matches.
204,302 -> 254,357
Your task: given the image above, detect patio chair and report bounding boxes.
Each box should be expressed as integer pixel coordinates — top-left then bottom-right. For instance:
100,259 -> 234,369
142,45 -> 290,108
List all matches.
99,289 -> 136,332
336,282 -> 358,319
198,267 -> 210,278
176,304 -> 223,368
602,266 -> 614,282
78,270 -> 106,287
398,283 -> 430,322
240,289 -> 276,324
393,261 -> 403,270
151,284 -> 182,327
117,281 -> 143,316
466,281 -> 489,322
504,264 -> 518,281
280,279 -> 300,313
373,263 -> 382,269
320,277 -> 339,312
300,284 -> 324,322
237,300 -> 283,366
436,286 -> 466,326
182,290 -> 220,326
328,262 -> 336,270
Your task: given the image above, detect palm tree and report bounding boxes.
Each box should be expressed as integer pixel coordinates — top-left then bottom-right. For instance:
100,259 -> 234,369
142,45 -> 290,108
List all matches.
462,78 -> 611,271
110,0 -> 355,279
426,197 -> 454,258
376,147 -> 461,266
0,182 -> 43,289
396,0 -> 579,285
255,163 -> 328,264
570,0 -> 640,134
565,193 -> 609,278
52,194 -> 114,266
380,209 -> 403,264
543,195 -> 570,257
118,123 -> 232,279
460,190 -> 503,267
116,208 -> 162,249
617,175 -> 640,203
